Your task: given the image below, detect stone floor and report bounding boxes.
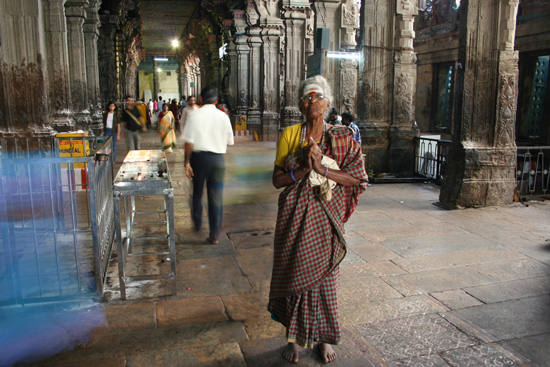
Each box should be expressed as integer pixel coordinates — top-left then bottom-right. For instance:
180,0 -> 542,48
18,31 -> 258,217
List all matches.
4,129 -> 550,366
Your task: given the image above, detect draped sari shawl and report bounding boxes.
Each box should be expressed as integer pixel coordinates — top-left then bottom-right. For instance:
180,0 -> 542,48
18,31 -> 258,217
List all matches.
158,111 -> 177,150
269,126 -> 368,299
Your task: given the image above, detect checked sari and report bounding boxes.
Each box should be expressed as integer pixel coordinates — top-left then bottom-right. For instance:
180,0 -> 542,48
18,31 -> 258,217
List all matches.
268,125 -> 368,348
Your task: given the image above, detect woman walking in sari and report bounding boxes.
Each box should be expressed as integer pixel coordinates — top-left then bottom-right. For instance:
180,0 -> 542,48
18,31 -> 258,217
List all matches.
269,75 -> 368,363
158,103 -> 177,153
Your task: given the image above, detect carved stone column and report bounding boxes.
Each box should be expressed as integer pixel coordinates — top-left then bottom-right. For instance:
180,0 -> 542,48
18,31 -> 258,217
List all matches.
388,0 -> 419,173
281,0 -> 312,127
98,20 -> 117,103
226,38 -> 238,110
0,0 -> 56,136
440,0 -> 520,208
234,10 -> 250,115
84,0 -> 102,134
340,0 -> 360,117
247,24 -> 262,136
65,0 -> 91,131
43,0 -> 75,132
256,0 -> 283,140
358,0 -> 418,173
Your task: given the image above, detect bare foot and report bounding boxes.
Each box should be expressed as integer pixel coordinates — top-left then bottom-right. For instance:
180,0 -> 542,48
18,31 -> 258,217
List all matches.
318,342 -> 336,363
283,342 -> 300,363
206,236 -> 218,244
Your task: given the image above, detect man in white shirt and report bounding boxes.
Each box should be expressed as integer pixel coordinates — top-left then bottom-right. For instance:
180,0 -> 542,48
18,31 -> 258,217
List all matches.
182,86 -> 234,244
179,95 -> 198,132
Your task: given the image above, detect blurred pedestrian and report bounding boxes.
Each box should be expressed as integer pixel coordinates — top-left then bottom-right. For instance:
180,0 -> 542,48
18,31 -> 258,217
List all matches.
102,101 -> 121,159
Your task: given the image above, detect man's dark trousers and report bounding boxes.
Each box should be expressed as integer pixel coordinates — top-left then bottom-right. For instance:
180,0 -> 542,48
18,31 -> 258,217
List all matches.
190,151 -> 225,241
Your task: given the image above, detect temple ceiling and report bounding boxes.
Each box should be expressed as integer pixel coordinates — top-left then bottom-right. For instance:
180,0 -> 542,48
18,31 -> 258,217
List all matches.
140,0 -> 199,56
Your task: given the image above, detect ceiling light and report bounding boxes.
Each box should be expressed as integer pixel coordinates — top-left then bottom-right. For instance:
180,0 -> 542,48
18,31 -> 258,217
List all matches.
157,68 -> 161,72
154,57 -> 168,61
172,39 -> 179,47
326,51 -> 361,60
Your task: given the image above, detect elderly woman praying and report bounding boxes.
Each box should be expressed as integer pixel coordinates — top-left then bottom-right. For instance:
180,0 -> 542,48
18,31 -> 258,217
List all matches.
268,75 -> 369,363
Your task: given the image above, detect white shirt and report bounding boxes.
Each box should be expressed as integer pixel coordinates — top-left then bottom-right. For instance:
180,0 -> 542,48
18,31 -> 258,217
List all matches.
179,104 -> 198,132
148,101 -> 153,111
181,104 -> 234,154
106,113 -> 114,129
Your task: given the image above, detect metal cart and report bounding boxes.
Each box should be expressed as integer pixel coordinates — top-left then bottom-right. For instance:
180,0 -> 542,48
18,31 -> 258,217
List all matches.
113,150 -> 176,300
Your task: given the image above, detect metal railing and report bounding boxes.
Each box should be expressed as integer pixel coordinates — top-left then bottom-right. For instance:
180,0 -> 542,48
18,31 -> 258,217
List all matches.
516,146 -> 550,201
414,136 -> 452,183
0,136 -> 115,305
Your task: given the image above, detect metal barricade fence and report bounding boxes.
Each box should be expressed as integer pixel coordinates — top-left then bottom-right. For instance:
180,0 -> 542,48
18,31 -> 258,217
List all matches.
0,136 -> 115,305
516,146 -> 550,201
414,136 -> 452,184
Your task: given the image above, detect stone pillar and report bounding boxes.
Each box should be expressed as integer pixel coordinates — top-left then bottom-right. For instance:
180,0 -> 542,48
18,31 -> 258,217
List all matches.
440,0 -> 519,208
339,0 -> 360,117
153,60 -> 159,100
98,20 -> 117,103
256,0 -> 283,140
281,0 -> 312,127
65,0 -> 91,131
226,37 -> 238,111
261,26 -> 282,141
43,0 -> 75,132
388,0 -> 419,173
83,0 -> 102,135
358,0 -> 418,173
247,24 -> 262,136
234,10 -> 250,115
0,0 -> 54,136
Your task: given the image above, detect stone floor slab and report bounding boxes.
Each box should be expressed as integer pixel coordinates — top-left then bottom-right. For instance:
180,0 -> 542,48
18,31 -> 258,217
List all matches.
222,292 -> 265,321
386,354 -> 450,367
350,243 -> 403,262
340,295 -> 445,327
499,333 -> 550,367
386,266 -> 495,294
233,247 -> 273,292
449,295 -> 550,342
381,233 -> 496,258
340,261 -> 408,281
176,276 -> 254,299
340,249 -> 368,265
392,247 -> 526,273
244,314 -> 286,341
441,343 -> 524,367
105,303 -> 156,333
229,230 -> 275,250
126,343 -> 247,367
239,337 -> 321,367
354,313 -> 478,362
430,289 -> 484,310
354,222 -> 467,243
156,297 -> 228,327
31,322 -> 249,366
340,278 -> 403,305
464,276 -> 550,304
177,256 -> 243,280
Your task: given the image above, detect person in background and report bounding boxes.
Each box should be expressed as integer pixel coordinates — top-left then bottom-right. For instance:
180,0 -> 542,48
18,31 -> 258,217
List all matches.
158,103 -> 177,153
178,96 -> 187,120
328,107 -> 341,125
147,99 -> 154,127
179,95 -> 198,135
120,95 -> 146,151
158,97 -> 164,113
170,99 -> 180,130
341,112 -> 361,146
216,97 -> 230,117
182,86 -> 234,245
102,101 -> 121,160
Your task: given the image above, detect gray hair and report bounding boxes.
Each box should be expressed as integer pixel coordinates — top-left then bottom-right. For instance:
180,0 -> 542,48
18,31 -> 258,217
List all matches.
297,75 -> 333,113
